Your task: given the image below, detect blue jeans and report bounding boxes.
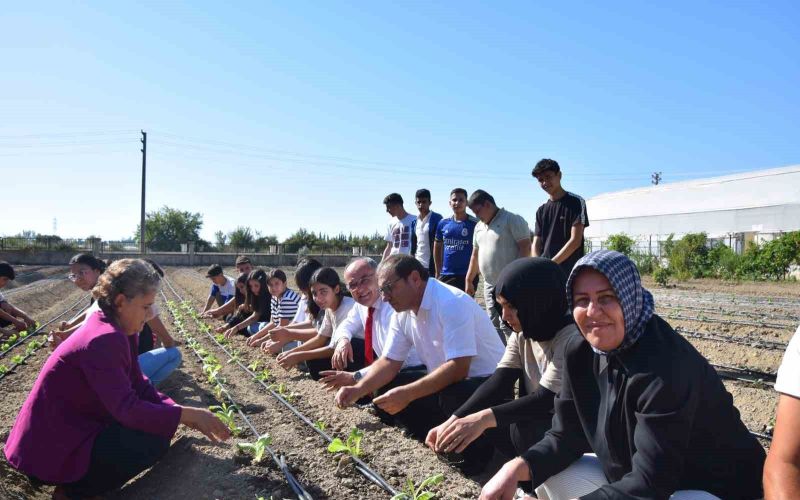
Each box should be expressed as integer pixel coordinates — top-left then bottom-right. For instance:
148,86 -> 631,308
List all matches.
139,347 -> 182,385
247,322 -> 270,336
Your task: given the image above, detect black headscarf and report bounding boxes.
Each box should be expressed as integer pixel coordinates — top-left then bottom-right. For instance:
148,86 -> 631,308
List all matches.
494,257 -> 572,341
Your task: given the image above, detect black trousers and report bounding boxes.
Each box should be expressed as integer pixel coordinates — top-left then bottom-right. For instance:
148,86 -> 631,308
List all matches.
62,422 -> 171,499
376,370 -> 493,472
439,274 -> 480,292
306,337 -> 367,380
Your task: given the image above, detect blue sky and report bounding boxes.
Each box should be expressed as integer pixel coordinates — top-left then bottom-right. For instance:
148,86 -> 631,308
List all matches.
2,1 -> 798,242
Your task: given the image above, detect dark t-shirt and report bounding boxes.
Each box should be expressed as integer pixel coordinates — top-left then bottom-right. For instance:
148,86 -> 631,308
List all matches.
534,191 -> 589,276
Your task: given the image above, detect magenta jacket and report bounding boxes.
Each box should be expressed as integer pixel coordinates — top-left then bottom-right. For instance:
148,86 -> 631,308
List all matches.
4,311 -> 182,484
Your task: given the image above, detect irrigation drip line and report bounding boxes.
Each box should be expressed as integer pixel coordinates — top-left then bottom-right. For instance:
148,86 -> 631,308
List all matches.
163,275 -> 398,497
0,294 -> 90,359
2,277 -> 70,298
676,328 -> 789,352
710,362 -> 776,385
665,314 -> 792,331
658,302 -> 800,323
161,291 -> 312,500
653,292 -> 800,309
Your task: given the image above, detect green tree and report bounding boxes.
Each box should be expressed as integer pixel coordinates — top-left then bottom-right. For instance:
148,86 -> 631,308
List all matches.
605,233 -> 636,256
283,228 -> 318,253
228,226 -> 255,253
134,206 -> 203,252
214,230 -> 227,250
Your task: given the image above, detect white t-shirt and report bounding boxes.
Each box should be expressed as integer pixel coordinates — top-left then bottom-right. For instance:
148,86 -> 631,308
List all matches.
385,214 -> 416,256
415,212 -> 433,268
291,297 -> 308,325
384,279 -> 505,377
209,276 -> 236,302
775,324 -> 800,398
318,296 -> 356,343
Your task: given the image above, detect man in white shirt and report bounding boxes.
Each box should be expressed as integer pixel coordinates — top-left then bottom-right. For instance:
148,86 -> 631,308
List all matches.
318,257 -> 422,390
335,255 -> 504,473
382,193 -> 416,260
412,188 -> 443,277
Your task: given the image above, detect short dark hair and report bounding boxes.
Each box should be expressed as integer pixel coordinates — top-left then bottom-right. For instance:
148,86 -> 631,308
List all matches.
415,189 -> 431,201
383,193 -> 403,206
69,253 -> 107,272
467,189 -> 495,208
379,254 -> 429,281
235,256 -> 251,265
532,158 -> 561,178
206,264 -> 224,277
450,188 -> 468,198
267,268 -> 287,283
0,261 -> 15,280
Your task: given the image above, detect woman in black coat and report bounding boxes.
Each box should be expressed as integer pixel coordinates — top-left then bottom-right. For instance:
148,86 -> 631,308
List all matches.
480,250 -> 765,500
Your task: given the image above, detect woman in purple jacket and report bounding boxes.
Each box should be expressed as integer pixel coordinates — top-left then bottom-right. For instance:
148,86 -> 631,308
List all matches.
5,259 -> 230,499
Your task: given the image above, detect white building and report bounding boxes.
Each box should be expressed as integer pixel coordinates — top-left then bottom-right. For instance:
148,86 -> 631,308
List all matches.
585,165 -> 800,255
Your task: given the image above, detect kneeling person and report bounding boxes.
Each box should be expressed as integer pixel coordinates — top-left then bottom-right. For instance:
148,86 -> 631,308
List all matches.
335,255 -> 504,473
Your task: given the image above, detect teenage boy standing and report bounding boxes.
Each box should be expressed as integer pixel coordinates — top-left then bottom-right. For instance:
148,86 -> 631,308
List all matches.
433,188 -> 479,292
531,158 -> 589,277
382,193 -> 416,260
412,189 -> 443,277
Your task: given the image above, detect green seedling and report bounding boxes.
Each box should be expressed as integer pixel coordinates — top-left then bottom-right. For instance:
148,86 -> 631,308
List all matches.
7,334 -> 17,343
19,331 -> 29,339
327,427 -> 364,458
256,369 -> 272,382
25,343 -> 37,356
0,364 -> 8,375
214,333 -> 228,345
313,420 -> 327,432
391,473 -> 445,500
11,354 -> 25,365
213,384 -> 224,401
228,350 -> 241,364
209,402 -> 241,434
247,360 -> 261,372
1,343 -> 9,351
236,434 -> 273,463
268,383 -> 294,402
204,364 -> 222,384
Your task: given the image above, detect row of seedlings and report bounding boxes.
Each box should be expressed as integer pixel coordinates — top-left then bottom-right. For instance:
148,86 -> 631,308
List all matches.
162,294 -> 313,500
162,275 -> 447,499
0,294 -> 90,359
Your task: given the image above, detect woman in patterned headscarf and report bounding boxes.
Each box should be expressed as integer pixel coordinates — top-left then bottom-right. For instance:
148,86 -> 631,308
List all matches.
481,250 -> 765,500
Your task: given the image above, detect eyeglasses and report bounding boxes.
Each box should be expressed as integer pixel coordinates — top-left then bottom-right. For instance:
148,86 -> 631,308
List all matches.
67,269 -> 92,282
346,273 -> 375,291
378,277 -> 403,296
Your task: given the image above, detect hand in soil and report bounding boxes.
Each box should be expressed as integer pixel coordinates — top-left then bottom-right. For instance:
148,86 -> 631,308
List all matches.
435,410 -> 495,453
268,327 -> 291,343
373,386 -> 412,415
180,406 -> 231,443
335,385 -> 363,409
261,340 -> 283,355
214,324 -> 226,334
332,339 -> 354,370
224,326 -> 239,339
318,370 -> 356,391
276,351 -> 301,369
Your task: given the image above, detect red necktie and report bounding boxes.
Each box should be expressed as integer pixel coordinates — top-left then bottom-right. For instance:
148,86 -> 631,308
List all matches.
364,306 -> 375,366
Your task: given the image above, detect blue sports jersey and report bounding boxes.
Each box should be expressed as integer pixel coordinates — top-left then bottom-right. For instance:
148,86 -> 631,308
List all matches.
435,216 -> 478,276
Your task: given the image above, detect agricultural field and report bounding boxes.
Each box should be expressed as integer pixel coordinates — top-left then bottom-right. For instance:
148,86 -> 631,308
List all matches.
0,266 -> 797,499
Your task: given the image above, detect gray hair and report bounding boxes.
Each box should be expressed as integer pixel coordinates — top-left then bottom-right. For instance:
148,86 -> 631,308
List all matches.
93,259 -> 161,320
346,257 -> 378,273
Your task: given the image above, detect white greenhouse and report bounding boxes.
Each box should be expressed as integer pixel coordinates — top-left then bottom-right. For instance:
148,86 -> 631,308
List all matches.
584,164 -> 800,255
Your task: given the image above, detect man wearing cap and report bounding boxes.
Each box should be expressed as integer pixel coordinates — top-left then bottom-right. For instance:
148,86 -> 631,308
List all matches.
202,264 -> 236,315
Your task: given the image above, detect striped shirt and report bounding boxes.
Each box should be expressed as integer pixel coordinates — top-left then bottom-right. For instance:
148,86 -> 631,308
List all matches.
270,288 -> 300,326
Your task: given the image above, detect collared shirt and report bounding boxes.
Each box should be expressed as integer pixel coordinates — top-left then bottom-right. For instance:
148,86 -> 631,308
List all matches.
333,296 -> 422,370
473,207 -> 531,285
384,279 -> 505,377
415,212 -> 433,268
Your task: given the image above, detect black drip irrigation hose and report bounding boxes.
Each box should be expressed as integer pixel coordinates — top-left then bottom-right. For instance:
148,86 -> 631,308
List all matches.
676,327 -> 789,352
160,291 -> 313,500
710,363 -> 776,385
658,302 -> 800,323
0,294 -> 90,360
665,314 -> 792,331
162,276 -> 399,497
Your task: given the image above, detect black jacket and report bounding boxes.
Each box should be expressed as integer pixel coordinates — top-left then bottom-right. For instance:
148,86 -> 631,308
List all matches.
523,315 -> 765,500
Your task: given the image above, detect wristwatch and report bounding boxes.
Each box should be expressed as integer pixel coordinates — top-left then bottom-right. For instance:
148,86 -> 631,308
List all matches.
353,371 -> 363,382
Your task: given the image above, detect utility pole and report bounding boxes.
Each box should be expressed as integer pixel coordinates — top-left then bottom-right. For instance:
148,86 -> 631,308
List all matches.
140,130 -> 147,254
651,171 -> 662,185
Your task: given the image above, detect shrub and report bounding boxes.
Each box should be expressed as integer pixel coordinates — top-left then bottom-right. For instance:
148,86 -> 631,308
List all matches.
605,234 -> 636,256
653,266 -> 670,287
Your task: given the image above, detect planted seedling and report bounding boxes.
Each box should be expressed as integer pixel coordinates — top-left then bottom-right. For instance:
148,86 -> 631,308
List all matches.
247,360 -> 261,372
213,384 -> 224,401
19,331 -> 28,339
236,434 -> 273,463
11,354 -> 25,365
391,473 -> 445,500
214,333 -> 229,345
313,420 -> 327,432
1,342 -> 9,351
268,383 -> 294,402
209,402 -> 241,435
0,364 -> 8,375
228,350 -> 241,364
327,427 -> 364,458
7,334 -> 17,344
255,369 -> 272,382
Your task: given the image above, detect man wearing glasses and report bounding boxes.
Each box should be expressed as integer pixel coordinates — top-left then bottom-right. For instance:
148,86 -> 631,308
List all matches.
334,255 -> 504,475
465,189 -> 531,344
318,257 -> 422,391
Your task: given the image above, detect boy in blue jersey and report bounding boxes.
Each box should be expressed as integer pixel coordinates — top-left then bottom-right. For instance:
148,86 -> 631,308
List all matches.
433,188 -> 480,292
202,264 -> 236,314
